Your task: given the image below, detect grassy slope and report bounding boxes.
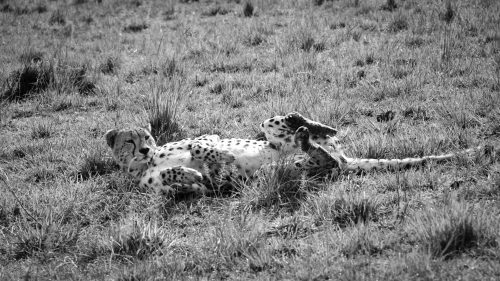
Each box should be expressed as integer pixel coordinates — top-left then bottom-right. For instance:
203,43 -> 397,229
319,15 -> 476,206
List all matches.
0,0 -> 499,280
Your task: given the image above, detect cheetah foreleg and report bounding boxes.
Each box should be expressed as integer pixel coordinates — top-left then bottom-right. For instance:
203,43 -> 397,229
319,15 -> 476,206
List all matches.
293,126 -> 345,172
159,166 -> 207,194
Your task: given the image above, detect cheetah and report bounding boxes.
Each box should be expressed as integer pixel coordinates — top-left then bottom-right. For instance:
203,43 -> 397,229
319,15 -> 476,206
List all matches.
104,112 -> 336,194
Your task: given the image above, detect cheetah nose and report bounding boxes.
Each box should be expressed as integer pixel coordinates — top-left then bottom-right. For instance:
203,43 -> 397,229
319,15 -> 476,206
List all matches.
139,148 -> 150,155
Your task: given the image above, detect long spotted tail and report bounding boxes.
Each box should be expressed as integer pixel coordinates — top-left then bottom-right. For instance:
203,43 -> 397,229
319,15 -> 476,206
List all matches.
343,146 -> 482,172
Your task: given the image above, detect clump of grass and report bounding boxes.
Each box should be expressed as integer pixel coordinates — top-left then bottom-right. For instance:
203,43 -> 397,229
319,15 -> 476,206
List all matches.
387,13 -> 408,32
28,166 -> 56,183
440,0 -> 455,24
209,214 -> 271,271
304,187 -> 380,227
239,158 -> 312,212
1,2 -> 46,15
99,56 -> 121,75
58,62 -> 97,95
31,122 -> 53,139
300,36 -> 315,52
7,212 -> 79,260
49,9 -> 66,25
160,57 -> 182,78
340,225 -> 383,257
163,4 -> 175,20
244,32 -> 264,46
2,62 -> 53,101
107,215 -> 170,260
405,36 -> 425,48
221,91 -> 245,108
147,81 -> 184,145
123,22 -> 149,33
381,0 -> 397,11
410,200 -> 498,259
202,5 -> 230,17
355,54 -> 375,67
243,1 -> 254,17
76,151 -> 117,181
209,81 -> 225,94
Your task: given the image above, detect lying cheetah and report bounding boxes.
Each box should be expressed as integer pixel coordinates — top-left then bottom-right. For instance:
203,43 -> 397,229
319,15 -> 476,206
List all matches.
105,112 -> 484,194
104,112 -> 337,194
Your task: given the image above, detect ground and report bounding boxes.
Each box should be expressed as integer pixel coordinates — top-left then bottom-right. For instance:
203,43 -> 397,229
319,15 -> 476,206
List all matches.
0,0 -> 499,280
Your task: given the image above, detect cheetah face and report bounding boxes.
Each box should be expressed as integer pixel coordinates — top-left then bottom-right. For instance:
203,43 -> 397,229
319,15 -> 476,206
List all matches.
260,112 -> 339,152
104,127 -> 157,168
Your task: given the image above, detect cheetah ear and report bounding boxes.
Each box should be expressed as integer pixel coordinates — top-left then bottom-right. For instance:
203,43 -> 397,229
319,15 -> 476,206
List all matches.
104,129 -> 118,148
143,123 -> 152,133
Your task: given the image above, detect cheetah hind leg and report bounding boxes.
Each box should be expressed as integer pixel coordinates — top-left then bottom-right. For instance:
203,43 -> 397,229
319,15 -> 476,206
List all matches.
293,126 -> 344,174
159,166 -> 207,194
190,142 -> 236,164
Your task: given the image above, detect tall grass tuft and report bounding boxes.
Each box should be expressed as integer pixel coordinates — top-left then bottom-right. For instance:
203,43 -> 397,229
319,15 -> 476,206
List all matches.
209,214 -> 271,271
7,210 -> 79,260
99,56 -> 121,75
239,158 -> 313,212
243,1 -> 254,17
76,150 -> 117,181
107,215 -> 170,260
410,200 -> 498,259
2,62 -> 53,101
304,186 -> 380,227
30,122 -> 53,139
49,9 -> 66,25
387,12 -> 408,33
440,0 -> 455,64
381,0 -> 397,11
340,224 -> 383,257
147,79 -> 184,145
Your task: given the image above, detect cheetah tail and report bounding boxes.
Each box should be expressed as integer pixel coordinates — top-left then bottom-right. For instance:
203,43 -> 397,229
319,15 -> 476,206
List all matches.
343,146 -> 483,172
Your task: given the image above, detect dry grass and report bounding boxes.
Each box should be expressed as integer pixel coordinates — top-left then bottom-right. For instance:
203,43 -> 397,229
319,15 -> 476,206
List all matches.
0,0 -> 499,279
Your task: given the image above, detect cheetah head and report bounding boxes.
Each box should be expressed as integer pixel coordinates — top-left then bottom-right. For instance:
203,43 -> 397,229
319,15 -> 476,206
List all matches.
260,112 -> 340,152
104,126 -> 157,171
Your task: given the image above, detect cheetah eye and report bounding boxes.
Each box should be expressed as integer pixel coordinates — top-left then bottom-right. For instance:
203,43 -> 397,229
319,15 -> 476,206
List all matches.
145,135 -> 150,140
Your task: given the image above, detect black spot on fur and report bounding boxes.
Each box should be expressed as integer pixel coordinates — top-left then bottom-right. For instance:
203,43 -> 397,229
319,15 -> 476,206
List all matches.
148,178 -> 153,184
161,173 -> 165,178
269,118 -> 274,122
177,147 -> 183,150
169,148 -> 174,151
269,143 -> 279,150
277,134 -> 285,138
268,124 -> 274,128
284,137 -> 292,143
274,121 -> 280,125
160,153 -> 165,158
195,150 -> 200,154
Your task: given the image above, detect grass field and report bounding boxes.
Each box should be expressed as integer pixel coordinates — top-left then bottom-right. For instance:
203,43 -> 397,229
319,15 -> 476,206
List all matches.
0,0 -> 499,279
